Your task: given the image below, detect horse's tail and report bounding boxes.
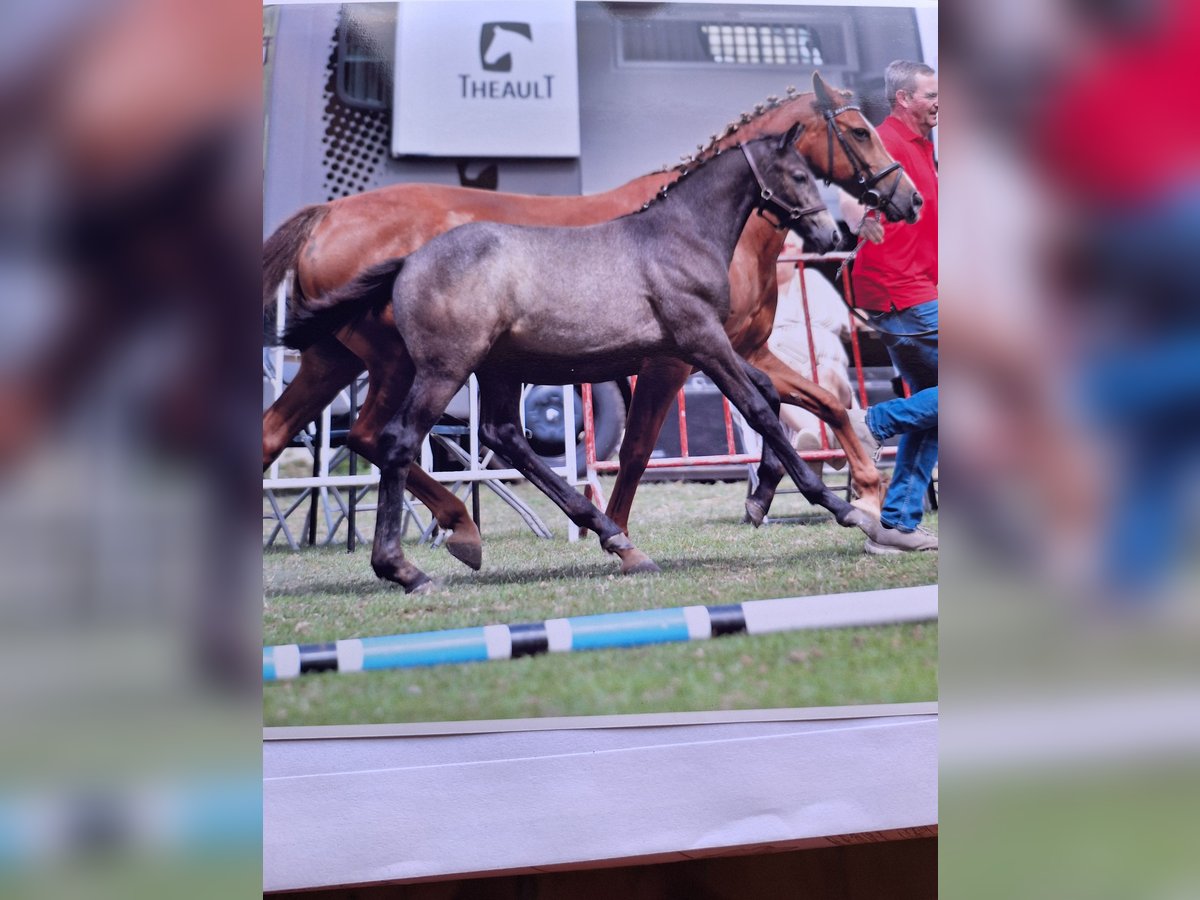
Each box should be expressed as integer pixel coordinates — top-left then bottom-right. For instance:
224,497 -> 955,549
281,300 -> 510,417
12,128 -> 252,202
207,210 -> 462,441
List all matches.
263,205 -> 329,342
282,257 -> 405,352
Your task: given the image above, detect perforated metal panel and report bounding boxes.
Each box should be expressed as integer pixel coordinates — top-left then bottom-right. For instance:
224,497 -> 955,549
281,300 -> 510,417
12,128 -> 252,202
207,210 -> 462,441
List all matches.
320,26 -> 389,201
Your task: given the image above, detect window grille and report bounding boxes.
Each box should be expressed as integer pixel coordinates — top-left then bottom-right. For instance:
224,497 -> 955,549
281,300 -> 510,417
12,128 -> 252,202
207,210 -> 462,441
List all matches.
617,18 -> 848,69
700,23 -> 824,66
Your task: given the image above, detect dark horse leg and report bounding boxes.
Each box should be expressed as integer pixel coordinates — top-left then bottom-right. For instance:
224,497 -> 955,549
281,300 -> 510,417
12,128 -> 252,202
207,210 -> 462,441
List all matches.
604,356 -> 813,535
262,338 -> 482,569
479,377 -> 660,575
606,349 -> 887,533
745,345 -> 886,521
739,356 -> 870,528
370,369 -> 467,592
344,348 -> 482,570
686,336 -> 874,536
737,360 -> 789,528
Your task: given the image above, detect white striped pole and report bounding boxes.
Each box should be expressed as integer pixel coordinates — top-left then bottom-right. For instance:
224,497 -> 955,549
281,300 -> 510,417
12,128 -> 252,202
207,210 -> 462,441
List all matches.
263,586 -> 936,681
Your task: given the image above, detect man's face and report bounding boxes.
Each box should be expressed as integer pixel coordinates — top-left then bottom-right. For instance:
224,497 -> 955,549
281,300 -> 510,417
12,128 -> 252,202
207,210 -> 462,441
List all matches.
904,73 -> 939,134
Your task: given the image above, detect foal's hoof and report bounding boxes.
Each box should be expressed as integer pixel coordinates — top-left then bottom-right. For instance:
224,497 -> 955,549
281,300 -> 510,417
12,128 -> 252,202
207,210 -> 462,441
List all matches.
445,533 -> 483,571
619,549 -> 662,576
744,498 -> 767,528
837,507 -> 880,539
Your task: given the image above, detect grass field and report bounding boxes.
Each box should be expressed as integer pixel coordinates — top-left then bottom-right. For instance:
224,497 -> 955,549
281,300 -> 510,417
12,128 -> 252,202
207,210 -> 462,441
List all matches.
264,475 -> 937,726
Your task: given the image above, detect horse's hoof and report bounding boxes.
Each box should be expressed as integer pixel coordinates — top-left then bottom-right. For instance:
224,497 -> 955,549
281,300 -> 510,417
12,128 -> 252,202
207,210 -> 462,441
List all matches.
839,509 -> 883,541
404,573 -> 436,595
836,507 -> 870,530
744,498 -> 766,528
445,533 -> 483,571
601,532 -> 635,554
620,550 -> 662,576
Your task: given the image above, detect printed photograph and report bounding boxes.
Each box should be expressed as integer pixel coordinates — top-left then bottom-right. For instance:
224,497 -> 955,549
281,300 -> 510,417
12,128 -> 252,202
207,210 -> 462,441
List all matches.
262,0 -> 939,728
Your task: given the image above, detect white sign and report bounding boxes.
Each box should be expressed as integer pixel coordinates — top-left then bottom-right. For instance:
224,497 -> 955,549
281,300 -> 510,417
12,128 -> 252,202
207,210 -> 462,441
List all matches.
393,0 -> 580,158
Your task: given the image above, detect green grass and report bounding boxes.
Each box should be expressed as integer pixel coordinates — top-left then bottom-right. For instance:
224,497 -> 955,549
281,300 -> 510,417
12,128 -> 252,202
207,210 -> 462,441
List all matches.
264,477 -> 937,726
942,765 -> 1200,900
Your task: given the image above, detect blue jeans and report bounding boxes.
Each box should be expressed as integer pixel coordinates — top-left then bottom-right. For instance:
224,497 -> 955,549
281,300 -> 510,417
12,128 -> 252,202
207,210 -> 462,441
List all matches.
868,386 -> 938,440
868,300 -> 939,532
1077,186 -> 1200,598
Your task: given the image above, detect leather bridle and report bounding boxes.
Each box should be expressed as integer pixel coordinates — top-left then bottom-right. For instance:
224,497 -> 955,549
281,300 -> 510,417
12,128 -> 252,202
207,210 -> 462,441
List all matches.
740,142 -> 828,232
822,103 -> 904,214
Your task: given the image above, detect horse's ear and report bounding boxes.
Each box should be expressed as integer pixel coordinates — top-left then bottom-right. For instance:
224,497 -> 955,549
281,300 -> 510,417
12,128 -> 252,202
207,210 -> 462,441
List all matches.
777,121 -> 804,152
812,71 -> 837,109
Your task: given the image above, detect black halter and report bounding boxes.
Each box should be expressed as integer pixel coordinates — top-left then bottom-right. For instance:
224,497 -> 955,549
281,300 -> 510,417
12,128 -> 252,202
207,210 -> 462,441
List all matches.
740,143 -> 828,232
822,103 -> 904,213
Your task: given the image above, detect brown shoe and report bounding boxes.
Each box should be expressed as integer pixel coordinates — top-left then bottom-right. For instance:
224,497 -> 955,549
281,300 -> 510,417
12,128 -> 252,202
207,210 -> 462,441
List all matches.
864,524 -> 938,554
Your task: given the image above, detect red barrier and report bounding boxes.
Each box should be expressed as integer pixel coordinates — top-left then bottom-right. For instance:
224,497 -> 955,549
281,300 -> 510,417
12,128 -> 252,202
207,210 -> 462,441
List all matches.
582,252 -> 896,509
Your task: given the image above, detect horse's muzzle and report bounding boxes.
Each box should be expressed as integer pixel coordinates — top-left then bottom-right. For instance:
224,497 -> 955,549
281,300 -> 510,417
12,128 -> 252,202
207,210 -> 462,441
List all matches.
795,225 -> 840,255
903,191 -> 924,224
814,228 -> 841,254
883,193 -> 922,225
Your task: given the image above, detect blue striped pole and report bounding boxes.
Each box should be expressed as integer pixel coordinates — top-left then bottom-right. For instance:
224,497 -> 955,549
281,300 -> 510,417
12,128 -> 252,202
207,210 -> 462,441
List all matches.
264,587 -> 936,681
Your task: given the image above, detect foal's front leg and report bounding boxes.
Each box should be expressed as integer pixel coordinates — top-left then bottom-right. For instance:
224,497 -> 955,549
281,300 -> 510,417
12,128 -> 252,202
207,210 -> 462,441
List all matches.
348,364 -> 483,570
687,337 -> 875,537
737,360 -> 789,528
745,345 -> 886,521
479,378 -> 660,576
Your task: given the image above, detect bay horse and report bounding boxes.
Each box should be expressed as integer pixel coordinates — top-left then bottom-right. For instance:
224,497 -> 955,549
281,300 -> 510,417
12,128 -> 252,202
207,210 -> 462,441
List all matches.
262,72 -> 923,569
285,128 -> 874,592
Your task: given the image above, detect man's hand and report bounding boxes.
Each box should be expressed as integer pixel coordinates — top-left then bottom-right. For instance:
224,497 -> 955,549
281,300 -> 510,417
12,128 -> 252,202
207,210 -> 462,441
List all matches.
859,216 -> 885,244
839,191 -> 886,245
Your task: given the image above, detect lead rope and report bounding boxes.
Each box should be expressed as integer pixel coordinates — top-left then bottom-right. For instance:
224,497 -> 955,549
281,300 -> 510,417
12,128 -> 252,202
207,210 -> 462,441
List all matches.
833,208 -> 873,284
833,209 -> 940,339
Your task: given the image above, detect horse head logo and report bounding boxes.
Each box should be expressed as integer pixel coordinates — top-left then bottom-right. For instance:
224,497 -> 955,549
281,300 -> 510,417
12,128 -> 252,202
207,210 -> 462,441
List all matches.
480,22 -> 532,72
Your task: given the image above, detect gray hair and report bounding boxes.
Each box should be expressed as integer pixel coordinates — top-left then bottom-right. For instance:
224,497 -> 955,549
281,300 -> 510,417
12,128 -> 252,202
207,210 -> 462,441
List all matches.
885,60 -> 935,109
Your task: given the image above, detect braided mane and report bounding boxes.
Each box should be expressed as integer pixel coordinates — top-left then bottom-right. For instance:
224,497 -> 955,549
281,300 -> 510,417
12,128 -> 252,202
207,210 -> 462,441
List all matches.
667,84 -> 807,173
636,85 -> 826,214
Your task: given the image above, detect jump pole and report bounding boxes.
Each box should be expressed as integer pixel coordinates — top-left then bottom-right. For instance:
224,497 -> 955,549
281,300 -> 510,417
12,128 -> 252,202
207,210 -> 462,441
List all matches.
264,586 -> 936,681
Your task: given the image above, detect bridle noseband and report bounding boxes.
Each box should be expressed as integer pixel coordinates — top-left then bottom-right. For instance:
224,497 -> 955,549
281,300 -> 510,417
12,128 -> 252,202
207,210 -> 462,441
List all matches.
740,143 -> 827,232
823,103 -> 903,213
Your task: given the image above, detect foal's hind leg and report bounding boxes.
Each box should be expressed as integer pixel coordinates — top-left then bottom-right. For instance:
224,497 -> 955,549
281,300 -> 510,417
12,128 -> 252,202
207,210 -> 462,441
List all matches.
261,337 -> 482,569
479,378 -> 660,576
347,362 -> 482,570
371,372 -> 468,592
688,341 -> 875,537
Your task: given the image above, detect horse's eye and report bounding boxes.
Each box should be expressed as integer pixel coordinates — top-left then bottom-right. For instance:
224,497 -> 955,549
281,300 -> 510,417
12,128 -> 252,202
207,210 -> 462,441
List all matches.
852,128 -> 870,140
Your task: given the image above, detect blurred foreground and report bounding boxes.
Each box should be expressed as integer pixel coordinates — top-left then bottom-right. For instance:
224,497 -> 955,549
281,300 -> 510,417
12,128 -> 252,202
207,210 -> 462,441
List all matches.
942,0 -> 1200,895
0,0 -> 260,895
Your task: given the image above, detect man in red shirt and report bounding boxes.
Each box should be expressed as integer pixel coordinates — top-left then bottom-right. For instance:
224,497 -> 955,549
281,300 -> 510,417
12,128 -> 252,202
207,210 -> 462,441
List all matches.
842,60 -> 939,553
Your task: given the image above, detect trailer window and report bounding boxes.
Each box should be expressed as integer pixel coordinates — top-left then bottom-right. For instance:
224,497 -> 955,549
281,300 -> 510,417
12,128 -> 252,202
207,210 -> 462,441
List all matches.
701,24 -> 823,66
617,17 -> 850,70
336,12 -> 393,110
